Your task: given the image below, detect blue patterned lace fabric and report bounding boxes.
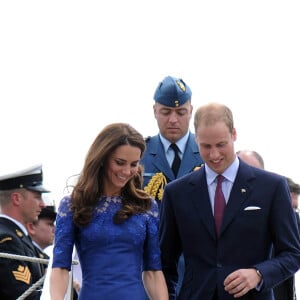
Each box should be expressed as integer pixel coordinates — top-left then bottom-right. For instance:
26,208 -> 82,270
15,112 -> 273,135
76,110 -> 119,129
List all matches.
52,195 -> 161,300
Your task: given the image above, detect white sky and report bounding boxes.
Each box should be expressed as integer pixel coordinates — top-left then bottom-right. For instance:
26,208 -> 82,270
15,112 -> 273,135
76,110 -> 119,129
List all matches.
1,1 -> 300,205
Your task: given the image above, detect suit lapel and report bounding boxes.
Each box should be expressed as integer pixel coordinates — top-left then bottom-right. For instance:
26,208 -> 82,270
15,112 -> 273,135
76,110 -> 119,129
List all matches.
190,168 -> 217,240
220,162 -> 255,237
148,134 -> 202,181
148,137 -> 174,181
22,233 -> 32,248
190,161 -> 256,239
178,141 -> 201,177
22,235 -> 45,275
9,220 -> 44,274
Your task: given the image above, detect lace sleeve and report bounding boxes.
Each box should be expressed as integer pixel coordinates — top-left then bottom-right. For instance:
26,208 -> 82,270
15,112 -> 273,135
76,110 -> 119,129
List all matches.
143,199 -> 162,271
52,196 -> 76,271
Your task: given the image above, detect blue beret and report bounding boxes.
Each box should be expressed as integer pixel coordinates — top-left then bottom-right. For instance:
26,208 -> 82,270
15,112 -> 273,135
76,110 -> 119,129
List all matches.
153,76 -> 192,107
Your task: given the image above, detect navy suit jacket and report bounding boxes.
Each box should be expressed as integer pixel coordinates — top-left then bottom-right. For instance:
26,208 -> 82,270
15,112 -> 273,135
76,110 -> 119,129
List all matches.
159,159 -> 300,300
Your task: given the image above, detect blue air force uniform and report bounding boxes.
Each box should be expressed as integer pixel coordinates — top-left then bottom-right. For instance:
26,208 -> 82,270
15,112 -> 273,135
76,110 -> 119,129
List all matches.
142,133 -> 203,202
141,76 -> 204,297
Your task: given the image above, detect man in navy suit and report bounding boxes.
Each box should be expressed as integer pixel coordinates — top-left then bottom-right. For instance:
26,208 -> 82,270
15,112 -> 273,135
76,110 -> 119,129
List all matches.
141,75 -> 203,295
159,102 -> 300,299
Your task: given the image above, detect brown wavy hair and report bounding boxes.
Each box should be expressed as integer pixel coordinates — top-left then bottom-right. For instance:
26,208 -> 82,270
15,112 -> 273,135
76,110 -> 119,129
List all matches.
71,123 -> 151,226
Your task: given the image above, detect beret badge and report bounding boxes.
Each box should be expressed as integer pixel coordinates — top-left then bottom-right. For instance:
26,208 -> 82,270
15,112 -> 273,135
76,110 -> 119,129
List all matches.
176,79 -> 186,92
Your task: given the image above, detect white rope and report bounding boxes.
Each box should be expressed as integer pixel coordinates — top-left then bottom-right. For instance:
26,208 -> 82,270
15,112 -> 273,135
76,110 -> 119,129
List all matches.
0,252 -> 49,264
16,275 -> 45,300
0,252 -> 78,264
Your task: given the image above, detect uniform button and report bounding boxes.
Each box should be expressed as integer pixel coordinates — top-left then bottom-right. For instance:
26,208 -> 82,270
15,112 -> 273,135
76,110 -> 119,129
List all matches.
217,263 -> 222,268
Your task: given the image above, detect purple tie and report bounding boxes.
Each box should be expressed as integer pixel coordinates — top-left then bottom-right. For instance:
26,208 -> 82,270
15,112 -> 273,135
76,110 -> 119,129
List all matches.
214,175 -> 226,236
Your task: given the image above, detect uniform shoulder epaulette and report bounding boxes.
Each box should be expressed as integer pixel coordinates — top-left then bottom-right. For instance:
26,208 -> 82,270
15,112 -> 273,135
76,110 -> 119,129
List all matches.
0,236 -> 13,244
193,163 -> 204,171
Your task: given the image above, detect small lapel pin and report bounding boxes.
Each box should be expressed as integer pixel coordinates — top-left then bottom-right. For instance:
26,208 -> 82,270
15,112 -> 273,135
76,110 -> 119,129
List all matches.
241,188 -> 246,193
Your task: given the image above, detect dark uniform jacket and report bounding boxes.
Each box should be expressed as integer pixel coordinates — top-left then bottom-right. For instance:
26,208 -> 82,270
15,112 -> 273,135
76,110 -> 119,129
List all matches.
32,243 -> 50,275
0,217 -> 44,300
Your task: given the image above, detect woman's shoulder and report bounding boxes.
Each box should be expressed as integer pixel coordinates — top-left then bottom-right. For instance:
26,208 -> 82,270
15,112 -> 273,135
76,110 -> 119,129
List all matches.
57,195 -> 72,214
146,197 -> 159,217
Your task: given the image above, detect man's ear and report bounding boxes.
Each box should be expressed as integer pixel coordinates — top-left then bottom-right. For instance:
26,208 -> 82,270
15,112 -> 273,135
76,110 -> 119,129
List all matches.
232,127 -> 237,141
153,104 -> 157,118
10,192 -> 22,207
26,222 -> 35,236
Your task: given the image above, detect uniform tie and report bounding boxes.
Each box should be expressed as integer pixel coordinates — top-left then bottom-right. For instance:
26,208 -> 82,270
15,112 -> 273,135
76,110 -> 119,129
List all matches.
214,175 -> 226,236
170,143 -> 181,177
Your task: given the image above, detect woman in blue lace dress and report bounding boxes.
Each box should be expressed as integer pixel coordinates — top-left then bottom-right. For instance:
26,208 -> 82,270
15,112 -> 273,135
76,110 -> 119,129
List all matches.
50,123 -> 168,300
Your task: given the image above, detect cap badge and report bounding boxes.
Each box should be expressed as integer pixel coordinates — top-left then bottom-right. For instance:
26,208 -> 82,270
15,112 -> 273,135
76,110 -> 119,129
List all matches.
176,80 -> 186,92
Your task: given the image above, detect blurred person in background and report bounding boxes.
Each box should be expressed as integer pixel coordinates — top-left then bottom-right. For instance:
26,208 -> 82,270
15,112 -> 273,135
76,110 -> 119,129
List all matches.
26,205 -> 56,274
286,177 -> 300,219
236,149 -> 264,169
237,151 -> 299,299
27,205 -> 56,252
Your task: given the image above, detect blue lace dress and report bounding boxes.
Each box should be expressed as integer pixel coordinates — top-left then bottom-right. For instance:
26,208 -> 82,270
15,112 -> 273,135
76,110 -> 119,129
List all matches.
52,195 -> 162,300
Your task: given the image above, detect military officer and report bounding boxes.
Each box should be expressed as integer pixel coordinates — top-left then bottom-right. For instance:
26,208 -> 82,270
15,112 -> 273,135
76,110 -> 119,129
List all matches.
141,75 -> 204,296
0,164 -> 50,300
142,75 -> 203,204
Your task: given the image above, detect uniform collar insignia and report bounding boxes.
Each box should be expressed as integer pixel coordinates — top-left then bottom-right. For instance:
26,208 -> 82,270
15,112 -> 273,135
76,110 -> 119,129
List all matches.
16,229 -> 23,237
